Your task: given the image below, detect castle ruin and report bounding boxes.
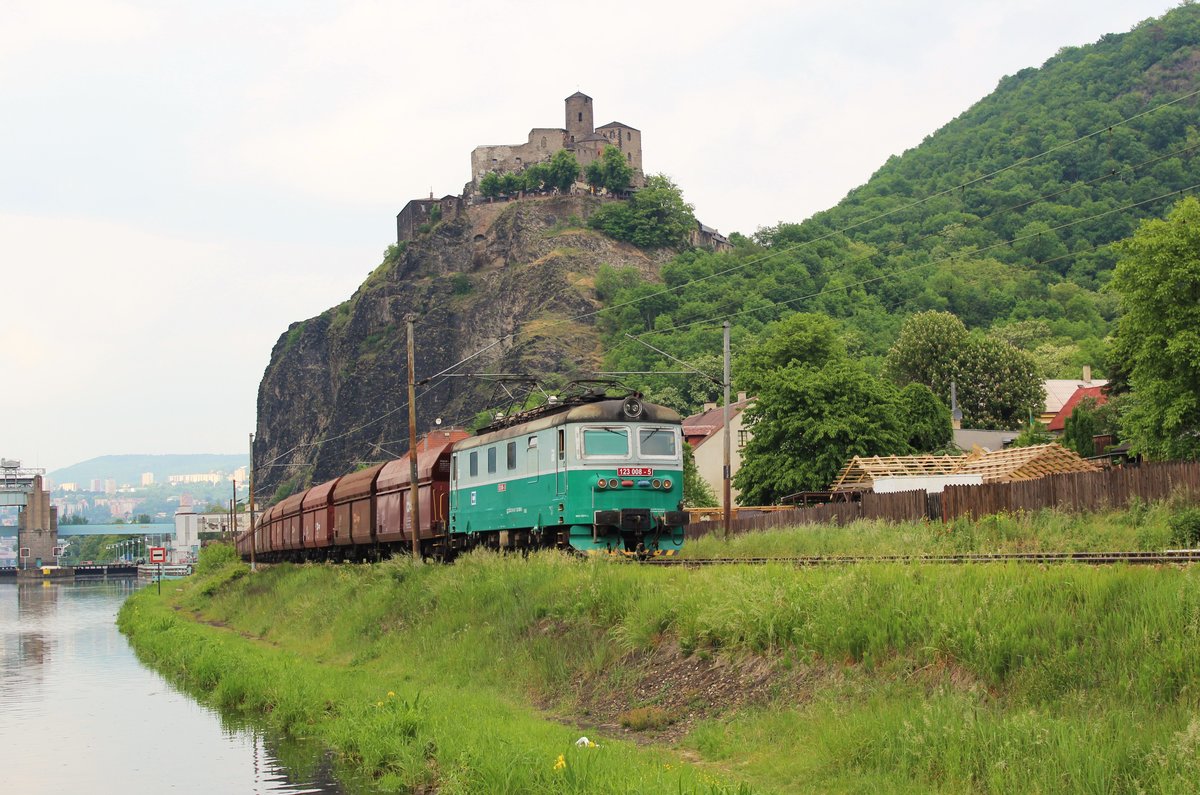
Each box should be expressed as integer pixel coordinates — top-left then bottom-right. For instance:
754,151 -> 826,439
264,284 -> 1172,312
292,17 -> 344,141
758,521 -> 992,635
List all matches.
468,92 -> 644,195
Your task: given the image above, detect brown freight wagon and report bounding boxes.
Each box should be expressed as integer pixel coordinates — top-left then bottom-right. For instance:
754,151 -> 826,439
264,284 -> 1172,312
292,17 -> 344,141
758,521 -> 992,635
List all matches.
278,492 -> 305,553
375,430 -> 468,547
252,503 -> 272,558
332,464 -> 385,551
302,477 -> 340,551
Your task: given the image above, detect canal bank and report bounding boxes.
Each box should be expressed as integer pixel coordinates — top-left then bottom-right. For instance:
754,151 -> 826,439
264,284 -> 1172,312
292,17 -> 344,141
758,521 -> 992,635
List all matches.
0,578 -> 350,794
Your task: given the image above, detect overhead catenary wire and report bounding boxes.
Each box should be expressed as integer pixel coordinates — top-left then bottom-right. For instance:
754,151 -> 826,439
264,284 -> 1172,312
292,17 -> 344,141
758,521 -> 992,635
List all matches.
633,183 -> 1200,339
560,88 -> 1200,326
418,88 -> 1200,383
626,137 -> 1200,341
259,90 -> 1200,478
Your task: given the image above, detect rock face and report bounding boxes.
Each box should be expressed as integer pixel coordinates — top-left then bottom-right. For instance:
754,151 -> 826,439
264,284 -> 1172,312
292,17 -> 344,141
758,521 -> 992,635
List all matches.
254,195 -> 666,501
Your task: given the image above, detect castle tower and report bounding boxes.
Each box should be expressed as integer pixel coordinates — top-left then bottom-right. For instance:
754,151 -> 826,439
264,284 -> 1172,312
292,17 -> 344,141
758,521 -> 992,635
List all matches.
565,92 -> 593,144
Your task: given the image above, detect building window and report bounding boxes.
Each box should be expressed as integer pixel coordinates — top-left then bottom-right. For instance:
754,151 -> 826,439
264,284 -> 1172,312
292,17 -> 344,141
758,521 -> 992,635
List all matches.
627,131 -> 631,141
578,112 -> 583,122
738,429 -> 752,449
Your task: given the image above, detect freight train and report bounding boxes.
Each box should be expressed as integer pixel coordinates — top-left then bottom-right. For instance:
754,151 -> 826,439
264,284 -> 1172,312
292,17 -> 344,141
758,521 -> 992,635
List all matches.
237,389 -> 690,562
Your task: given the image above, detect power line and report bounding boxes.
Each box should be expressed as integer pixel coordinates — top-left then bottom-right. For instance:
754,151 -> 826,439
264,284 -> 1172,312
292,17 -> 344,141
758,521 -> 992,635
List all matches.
259,90 -> 1200,479
636,139 -> 1200,338
561,88 -> 1200,326
633,183 -> 1200,339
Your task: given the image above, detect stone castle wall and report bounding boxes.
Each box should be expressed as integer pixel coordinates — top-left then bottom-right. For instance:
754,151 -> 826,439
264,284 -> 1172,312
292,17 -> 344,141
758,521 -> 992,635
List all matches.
470,127 -> 567,189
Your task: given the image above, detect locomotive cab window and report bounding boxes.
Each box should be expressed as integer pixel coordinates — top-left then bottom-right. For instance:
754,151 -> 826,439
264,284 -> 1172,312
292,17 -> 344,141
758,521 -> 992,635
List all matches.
638,427 -> 678,458
557,429 -> 565,461
506,441 -> 517,470
581,427 -> 630,458
487,447 -> 497,474
469,451 -> 478,477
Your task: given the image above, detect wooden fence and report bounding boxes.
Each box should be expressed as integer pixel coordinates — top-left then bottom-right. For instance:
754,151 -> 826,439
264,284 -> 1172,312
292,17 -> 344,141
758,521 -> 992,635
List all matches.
685,461 -> 1200,540
941,460 -> 1200,521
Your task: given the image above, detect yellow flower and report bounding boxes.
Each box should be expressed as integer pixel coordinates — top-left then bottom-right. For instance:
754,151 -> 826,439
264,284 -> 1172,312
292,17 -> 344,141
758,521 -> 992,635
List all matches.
587,740 -> 596,748
387,691 -> 395,698
375,701 -> 383,707
554,754 -> 566,771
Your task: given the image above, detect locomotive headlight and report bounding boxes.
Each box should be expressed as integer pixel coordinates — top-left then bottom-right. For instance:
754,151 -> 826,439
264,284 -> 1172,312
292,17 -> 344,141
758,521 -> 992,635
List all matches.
662,479 -> 673,489
608,478 -> 619,489
652,479 -> 661,489
597,478 -> 607,489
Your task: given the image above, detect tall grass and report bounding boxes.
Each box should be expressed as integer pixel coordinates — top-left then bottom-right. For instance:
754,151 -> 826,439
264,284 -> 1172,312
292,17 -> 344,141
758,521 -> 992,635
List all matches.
121,539 -> 1200,793
683,501 -> 1180,559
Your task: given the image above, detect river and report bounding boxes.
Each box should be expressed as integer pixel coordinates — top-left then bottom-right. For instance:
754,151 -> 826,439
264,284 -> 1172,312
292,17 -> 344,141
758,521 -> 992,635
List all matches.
0,580 -> 350,794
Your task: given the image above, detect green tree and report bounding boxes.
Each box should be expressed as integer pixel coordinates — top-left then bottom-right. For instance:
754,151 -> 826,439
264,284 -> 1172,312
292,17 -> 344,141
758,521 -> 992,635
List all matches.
736,313 -> 846,394
886,311 -> 1044,429
499,172 -> 524,195
1062,397 -> 1099,457
1109,196 -> 1200,459
479,171 -> 502,198
1010,421 -> 1052,448
545,149 -> 581,193
898,383 -> 953,452
734,359 -> 911,504
585,145 -> 634,194
522,162 -> 550,192
588,174 -> 696,249
682,443 -> 717,508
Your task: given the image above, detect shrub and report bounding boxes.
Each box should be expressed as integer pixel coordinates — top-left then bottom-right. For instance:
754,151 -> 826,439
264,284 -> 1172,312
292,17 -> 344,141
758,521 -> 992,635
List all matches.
194,542 -> 241,576
1168,507 -> 1200,548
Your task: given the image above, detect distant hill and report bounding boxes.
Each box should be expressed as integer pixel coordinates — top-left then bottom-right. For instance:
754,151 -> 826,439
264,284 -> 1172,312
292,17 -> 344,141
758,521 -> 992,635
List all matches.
49,454 -> 247,487
599,3 -> 1200,391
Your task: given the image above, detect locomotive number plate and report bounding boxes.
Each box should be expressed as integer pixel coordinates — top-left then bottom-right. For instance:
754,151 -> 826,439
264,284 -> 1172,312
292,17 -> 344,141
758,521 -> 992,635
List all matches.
617,467 -> 653,477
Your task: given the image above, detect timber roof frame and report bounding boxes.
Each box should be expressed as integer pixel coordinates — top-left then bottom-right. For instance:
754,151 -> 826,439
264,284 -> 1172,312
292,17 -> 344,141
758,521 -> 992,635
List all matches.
830,443 -> 1100,492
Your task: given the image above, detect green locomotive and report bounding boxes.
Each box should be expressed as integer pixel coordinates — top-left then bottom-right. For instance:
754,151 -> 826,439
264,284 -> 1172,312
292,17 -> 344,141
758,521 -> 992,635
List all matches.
448,394 -> 689,555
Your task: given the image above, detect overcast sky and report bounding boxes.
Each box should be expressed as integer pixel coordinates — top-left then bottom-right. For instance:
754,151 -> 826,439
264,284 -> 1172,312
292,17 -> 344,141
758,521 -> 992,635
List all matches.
0,0 -> 1181,471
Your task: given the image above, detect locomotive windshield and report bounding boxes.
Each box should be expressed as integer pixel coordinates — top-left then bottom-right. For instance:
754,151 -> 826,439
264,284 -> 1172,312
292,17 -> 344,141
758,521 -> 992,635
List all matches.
638,427 -> 678,458
582,427 -> 630,457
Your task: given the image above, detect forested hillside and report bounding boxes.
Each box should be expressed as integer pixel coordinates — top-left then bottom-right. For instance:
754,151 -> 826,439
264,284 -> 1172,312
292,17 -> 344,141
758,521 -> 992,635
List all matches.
597,4 -> 1200,409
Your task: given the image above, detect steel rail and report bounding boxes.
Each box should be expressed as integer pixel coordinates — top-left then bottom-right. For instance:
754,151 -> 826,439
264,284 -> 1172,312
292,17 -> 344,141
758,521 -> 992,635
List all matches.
644,550 -> 1200,567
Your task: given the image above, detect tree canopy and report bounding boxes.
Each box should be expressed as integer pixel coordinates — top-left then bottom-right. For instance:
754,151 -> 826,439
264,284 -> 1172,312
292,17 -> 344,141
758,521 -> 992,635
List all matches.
585,146 -> 635,194
588,174 -> 696,249
1108,196 -> 1200,459
734,358 -> 912,504
886,311 -> 1044,430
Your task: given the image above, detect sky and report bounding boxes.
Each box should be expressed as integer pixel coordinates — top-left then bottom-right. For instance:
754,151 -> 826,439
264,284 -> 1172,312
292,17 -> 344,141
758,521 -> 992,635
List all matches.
0,0 -> 1182,471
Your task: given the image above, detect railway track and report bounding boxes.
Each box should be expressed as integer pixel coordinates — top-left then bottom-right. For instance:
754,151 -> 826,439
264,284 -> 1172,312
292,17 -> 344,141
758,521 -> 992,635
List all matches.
645,550 -> 1200,567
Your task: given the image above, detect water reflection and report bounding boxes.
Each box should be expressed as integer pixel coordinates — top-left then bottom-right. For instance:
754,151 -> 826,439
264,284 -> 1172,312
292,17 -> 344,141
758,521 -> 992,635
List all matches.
0,581 -> 357,794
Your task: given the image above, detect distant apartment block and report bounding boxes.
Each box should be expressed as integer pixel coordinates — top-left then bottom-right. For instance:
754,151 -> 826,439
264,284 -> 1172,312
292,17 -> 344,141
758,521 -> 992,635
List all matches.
141,472 -> 155,486
59,482 -> 79,492
104,478 -> 116,494
232,467 -> 247,483
89,479 -> 103,492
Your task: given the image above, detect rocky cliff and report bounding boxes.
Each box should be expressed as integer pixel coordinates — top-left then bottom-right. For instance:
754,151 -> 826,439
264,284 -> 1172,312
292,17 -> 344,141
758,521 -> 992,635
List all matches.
253,195 -> 667,501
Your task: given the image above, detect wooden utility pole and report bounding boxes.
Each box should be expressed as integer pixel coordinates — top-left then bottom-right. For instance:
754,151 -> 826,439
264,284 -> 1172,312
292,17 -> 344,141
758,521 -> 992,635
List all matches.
248,432 -> 256,571
722,320 -> 732,540
406,316 -> 422,562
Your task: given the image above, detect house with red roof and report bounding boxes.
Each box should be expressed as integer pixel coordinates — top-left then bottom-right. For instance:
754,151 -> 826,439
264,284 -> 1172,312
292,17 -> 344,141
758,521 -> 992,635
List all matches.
1047,385 -> 1107,433
682,392 -> 753,507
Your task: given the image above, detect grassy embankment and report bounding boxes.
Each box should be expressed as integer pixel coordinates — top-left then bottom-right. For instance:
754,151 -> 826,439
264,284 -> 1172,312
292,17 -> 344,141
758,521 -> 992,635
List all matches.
120,503 -> 1200,793
683,499 -> 1187,558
